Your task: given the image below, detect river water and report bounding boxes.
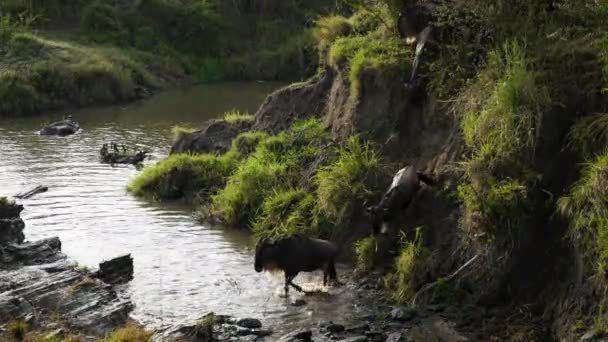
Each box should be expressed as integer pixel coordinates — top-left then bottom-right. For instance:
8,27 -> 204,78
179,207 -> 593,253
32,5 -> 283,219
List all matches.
0,83 -> 364,335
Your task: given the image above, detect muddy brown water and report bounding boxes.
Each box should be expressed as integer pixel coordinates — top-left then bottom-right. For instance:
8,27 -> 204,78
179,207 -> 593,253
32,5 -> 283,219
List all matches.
0,83 -> 367,335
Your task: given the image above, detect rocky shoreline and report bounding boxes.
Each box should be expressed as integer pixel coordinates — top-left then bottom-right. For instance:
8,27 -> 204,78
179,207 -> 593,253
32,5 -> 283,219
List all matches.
0,197 -> 474,341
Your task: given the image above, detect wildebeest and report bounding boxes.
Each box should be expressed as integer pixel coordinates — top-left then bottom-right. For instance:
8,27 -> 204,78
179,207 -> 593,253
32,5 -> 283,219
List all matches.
366,166 -> 434,235
254,235 -> 340,294
39,115 -> 80,136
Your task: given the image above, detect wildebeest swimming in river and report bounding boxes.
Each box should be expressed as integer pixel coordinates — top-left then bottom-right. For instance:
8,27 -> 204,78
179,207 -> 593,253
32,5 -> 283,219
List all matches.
254,235 -> 340,295
366,166 -> 434,235
39,115 -> 80,136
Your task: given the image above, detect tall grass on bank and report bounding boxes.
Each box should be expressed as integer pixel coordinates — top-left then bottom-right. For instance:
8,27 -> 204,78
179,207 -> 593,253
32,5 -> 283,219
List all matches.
458,41 -> 549,236
128,152 -> 239,201
559,150 -> 608,280
316,136 -> 381,225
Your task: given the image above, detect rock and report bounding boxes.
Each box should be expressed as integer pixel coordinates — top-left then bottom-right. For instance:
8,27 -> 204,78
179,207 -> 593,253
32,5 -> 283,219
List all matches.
95,254 -> 134,285
151,314 -> 216,342
254,71 -> 333,133
427,304 -> 446,313
0,237 -> 64,268
387,331 -> 406,342
345,323 -> 370,334
391,307 -> 417,321
326,322 -> 345,334
291,299 -> 307,307
216,314 -> 235,324
0,201 -> 25,245
278,329 -> 313,342
580,329 -> 608,341
237,318 -> 262,329
366,330 -> 385,342
171,119 -> 252,155
338,336 -> 368,342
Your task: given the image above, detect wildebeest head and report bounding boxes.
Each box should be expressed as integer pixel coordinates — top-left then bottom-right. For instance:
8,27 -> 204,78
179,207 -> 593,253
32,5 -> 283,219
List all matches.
254,239 -> 278,272
365,202 -> 388,236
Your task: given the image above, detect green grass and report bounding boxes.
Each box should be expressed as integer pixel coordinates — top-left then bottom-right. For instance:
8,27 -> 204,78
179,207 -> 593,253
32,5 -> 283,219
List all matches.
171,125 -> 197,142
384,228 -> 428,303
252,188 -> 326,240
231,131 -> 269,157
458,41 -> 548,235
100,323 -> 152,342
223,110 -> 255,125
355,236 -> 381,273
128,152 -> 238,202
314,15 -> 352,52
7,320 -> 27,341
316,136 -> 381,225
192,313 -> 216,339
567,113 -> 608,156
0,32 -> 170,117
558,150 -> 608,280
328,34 -> 410,98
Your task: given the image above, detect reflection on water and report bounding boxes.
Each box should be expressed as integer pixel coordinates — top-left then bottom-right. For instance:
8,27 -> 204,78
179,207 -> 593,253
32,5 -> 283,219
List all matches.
0,83 -> 361,334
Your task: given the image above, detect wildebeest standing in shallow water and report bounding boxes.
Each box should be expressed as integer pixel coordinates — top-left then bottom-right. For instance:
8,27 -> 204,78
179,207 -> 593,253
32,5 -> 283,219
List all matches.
254,235 -> 340,294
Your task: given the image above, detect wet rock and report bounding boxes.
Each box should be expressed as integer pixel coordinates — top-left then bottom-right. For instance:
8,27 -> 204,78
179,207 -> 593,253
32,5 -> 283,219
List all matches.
427,304 -> 446,313
171,119 -> 252,155
326,322 -> 345,334
0,201 -> 25,245
387,331 -> 407,342
151,314 -> 215,342
391,306 -> 417,321
278,328 -> 313,342
216,314 -> 236,324
237,318 -> 262,329
366,330 -> 386,342
0,237 -> 64,268
345,323 -> 370,334
291,298 -> 307,307
94,254 -> 134,285
580,330 -> 607,342
338,336 -> 368,342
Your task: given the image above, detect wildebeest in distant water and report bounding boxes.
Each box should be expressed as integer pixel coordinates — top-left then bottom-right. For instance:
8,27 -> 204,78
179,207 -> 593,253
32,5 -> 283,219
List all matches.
254,235 -> 341,295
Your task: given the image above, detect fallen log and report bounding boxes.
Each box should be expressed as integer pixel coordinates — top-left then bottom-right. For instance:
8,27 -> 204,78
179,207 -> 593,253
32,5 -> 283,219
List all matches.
14,185 -> 48,199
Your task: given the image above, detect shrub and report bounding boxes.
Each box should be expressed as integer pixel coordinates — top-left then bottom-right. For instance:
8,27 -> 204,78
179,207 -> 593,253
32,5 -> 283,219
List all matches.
316,136 -> 381,225
314,15 -> 352,51
567,113 -> 608,157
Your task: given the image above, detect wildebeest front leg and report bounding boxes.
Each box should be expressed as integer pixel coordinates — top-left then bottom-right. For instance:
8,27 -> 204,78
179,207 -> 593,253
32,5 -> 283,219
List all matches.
284,273 -> 304,294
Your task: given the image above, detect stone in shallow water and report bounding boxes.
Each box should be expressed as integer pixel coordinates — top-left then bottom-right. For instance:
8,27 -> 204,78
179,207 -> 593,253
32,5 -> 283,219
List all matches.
95,254 -> 134,285
391,307 -> 417,321
237,318 -> 262,329
278,329 -> 313,342
338,336 -> 367,342
326,322 -> 345,334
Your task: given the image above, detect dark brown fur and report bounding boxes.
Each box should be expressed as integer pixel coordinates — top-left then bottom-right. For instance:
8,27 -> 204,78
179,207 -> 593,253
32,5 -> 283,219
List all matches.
254,235 -> 340,294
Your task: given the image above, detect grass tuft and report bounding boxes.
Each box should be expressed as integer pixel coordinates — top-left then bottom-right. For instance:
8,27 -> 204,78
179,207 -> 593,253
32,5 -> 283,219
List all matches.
223,110 -> 255,125
355,236 -> 380,273
100,323 -> 152,342
384,228 -> 428,303
316,136 -> 381,225
7,320 -> 27,341
171,125 -> 197,142
559,150 -> 608,280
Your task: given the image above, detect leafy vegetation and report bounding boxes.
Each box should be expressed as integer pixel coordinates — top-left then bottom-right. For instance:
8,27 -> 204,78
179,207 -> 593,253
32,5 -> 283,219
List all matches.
171,125 -> 197,142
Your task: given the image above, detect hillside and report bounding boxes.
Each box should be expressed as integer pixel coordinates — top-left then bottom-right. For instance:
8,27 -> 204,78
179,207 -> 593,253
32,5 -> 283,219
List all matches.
131,0 -> 608,340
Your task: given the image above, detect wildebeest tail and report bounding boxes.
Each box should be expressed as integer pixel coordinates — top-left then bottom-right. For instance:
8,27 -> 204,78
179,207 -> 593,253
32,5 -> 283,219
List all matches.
416,171 -> 435,186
